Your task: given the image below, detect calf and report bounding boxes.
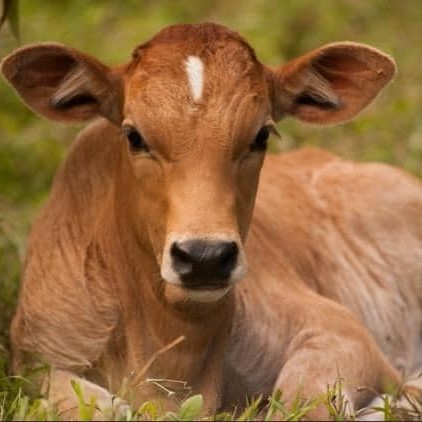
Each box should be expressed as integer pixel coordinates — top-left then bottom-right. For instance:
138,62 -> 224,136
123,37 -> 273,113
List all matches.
2,23 -> 421,419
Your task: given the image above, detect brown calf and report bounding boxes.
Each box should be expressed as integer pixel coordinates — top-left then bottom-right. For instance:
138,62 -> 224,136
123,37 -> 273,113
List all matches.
2,23 -> 421,419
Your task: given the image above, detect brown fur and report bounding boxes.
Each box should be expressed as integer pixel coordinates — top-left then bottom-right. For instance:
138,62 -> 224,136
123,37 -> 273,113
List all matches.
2,23 -> 421,419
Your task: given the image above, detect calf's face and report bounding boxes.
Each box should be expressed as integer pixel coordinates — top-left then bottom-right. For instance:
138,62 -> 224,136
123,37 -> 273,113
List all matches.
121,28 -> 272,302
1,23 -> 396,303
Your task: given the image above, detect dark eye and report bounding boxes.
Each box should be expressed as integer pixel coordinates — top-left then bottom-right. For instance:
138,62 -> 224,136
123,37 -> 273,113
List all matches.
122,125 -> 149,153
250,126 -> 270,152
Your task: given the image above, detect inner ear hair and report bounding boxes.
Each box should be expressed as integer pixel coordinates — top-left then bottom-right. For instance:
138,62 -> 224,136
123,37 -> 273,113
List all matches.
294,67 -> 342,110
50,64 -> 103,110
51,93 -> 98,109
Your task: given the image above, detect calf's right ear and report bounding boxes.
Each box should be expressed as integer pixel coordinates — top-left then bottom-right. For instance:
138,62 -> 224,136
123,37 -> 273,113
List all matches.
1,43 -> 123,124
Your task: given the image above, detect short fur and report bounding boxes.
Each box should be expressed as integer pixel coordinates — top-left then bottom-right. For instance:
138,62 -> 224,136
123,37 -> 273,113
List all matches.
1,23 -> 420,419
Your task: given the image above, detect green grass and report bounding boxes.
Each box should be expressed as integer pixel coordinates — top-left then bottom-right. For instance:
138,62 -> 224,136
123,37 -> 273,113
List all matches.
1,0 -> 422,419
0,372 -> 421,420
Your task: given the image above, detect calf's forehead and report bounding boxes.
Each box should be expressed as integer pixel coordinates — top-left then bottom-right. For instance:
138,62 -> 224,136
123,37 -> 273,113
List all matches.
122,25 -> 270,153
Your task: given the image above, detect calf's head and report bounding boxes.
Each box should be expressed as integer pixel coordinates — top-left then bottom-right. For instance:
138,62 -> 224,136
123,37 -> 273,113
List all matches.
1,23 -> 396,303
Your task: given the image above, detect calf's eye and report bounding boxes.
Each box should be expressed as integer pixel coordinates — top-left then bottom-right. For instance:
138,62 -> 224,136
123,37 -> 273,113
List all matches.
122,125 -> 149,153
250,126 -> 270,152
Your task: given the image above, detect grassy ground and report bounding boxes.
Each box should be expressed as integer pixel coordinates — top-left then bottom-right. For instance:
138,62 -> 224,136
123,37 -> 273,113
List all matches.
1,0 -> 422,419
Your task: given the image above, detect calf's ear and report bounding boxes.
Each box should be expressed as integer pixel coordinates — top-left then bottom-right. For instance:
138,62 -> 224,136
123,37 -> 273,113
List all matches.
1,43 -> 123,124
267,42 -> 397,125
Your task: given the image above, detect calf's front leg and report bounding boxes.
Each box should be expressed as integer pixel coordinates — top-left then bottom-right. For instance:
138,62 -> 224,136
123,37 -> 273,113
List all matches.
45,368 -> 129,420
273,312 -> 402,420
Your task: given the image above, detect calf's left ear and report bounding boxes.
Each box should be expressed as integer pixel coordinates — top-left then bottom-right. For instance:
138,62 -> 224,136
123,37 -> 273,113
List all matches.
1,43 -> 123,124
268,42 -> 397,125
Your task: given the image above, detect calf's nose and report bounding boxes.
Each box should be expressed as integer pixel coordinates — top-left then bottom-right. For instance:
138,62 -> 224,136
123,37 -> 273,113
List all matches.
170,240 -> 238,286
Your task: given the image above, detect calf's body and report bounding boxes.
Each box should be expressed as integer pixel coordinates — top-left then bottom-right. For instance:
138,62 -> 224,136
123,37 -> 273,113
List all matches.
3,23 -> 421,418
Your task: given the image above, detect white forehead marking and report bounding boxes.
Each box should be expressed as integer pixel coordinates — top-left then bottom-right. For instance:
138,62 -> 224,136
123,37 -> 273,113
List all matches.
185,55 -> 204,102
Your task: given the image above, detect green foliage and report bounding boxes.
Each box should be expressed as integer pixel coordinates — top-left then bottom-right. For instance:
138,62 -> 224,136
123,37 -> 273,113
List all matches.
1,0 -> 422,420
0,374 -> 421,420
137,400 -> 161,420
236,395 -> 262,421
71,381 -> 98,421
175,394 -> 203,420
323,379 -> 352,421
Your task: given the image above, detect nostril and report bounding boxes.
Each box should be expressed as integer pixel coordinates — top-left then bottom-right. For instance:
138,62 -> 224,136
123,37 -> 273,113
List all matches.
171,242 -> 193,263
171,242 -> 193,276
218,242 -> 238,276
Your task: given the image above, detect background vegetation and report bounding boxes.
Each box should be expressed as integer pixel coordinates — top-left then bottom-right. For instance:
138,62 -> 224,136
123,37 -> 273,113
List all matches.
1,0 -> 421,419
